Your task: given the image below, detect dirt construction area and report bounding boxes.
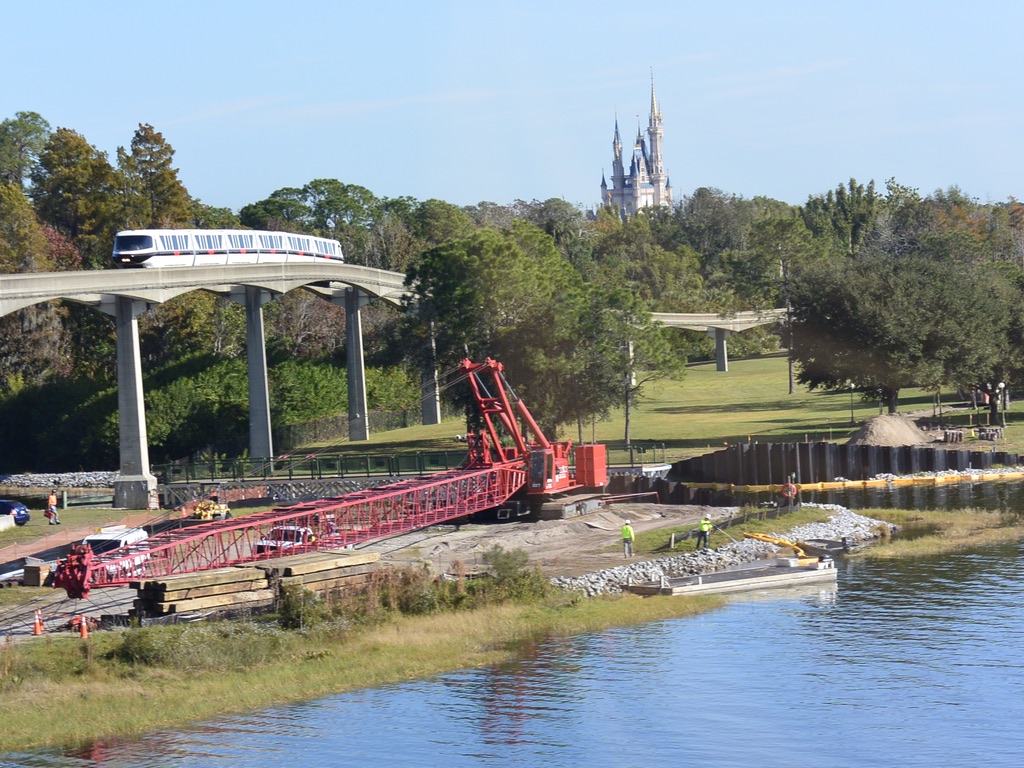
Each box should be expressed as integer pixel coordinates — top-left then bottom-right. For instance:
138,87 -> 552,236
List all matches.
367,503 -> 727,579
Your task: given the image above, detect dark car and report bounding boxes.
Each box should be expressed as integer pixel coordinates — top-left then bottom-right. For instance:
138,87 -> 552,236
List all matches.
0,500 -> 30,526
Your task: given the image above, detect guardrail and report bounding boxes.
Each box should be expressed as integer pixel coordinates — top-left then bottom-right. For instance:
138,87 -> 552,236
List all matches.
155,443 -> 668,484
155,451 -> 470,484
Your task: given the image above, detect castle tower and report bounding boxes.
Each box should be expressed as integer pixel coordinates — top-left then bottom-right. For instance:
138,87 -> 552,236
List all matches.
601,79 -> 673,215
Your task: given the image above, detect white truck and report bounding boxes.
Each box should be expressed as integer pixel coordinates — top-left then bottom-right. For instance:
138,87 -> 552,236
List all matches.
81,526 -> 150,577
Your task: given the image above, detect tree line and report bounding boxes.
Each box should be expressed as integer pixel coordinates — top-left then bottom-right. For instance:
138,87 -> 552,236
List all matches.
2,111 -> 1024,470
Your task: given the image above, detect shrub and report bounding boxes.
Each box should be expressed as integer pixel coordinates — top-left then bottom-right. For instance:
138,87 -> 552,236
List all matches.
481,545 -> 550,601
278,584 -> 331,630
110,622 -> 291,671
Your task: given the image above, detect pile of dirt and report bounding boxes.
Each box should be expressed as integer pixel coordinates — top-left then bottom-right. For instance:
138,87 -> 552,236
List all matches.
847,413 -> 935,447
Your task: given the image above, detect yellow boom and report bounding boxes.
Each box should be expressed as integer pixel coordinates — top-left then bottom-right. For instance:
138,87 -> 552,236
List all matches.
743,532 -> 807,558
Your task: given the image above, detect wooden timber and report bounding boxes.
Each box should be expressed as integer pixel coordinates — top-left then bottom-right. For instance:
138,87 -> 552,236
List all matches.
156,588 -> 276,614
279,573 -> 374,591
131,567 -> 265,591
148,579 -> 270,602
131,551 -> 381,617
276,563 -> 376,585
258,550 -> 380,577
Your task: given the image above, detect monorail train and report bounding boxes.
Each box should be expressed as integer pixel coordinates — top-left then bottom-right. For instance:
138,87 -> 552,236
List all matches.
112,229 -> 344,268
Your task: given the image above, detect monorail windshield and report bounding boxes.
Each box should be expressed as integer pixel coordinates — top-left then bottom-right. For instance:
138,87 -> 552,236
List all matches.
113,235 -> 154,252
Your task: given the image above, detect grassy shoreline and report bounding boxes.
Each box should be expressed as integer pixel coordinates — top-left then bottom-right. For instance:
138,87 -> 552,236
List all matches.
0,592 -> 723,751
1,506 -> 1021,752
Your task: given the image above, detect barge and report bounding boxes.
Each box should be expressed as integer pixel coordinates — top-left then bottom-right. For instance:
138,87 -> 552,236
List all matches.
623,556 -> 837,597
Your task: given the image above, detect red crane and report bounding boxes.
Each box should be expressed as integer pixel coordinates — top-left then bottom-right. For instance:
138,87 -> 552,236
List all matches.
52,358 -> 605,599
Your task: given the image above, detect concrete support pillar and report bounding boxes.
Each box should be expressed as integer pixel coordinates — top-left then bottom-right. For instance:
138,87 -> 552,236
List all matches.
422,324 -> 441,426
345,288 -> 370,441
709,327 -> 732,372
245,286 -> 273,459
113,296 -> 157,509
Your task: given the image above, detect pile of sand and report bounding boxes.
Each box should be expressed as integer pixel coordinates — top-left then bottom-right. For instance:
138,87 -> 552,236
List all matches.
847,413 -> 934,447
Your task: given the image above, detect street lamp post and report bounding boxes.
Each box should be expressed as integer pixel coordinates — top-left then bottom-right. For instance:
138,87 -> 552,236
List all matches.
999,382 -> 1006,428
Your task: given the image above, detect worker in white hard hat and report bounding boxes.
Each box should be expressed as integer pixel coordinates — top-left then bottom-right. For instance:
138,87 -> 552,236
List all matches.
621,519 -> 636,558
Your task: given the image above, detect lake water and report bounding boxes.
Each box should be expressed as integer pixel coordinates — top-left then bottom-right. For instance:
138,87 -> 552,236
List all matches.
5,536 -> 1023,767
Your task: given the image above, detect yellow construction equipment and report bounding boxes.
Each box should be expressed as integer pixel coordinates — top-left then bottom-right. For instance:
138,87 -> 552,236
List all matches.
743,532 -> 819,564
191,497 -> 231,521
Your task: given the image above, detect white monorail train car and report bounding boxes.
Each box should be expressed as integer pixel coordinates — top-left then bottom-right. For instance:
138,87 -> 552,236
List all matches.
112,229 -> 343,268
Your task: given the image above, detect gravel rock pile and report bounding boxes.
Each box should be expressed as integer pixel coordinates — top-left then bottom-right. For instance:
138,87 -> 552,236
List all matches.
865,465 -> 1024,483
550,504 -> 890,597
0,471 -> 119,489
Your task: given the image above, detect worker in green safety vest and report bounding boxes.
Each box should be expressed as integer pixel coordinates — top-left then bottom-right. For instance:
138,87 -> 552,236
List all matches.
696,515 -> 712,550
621,520 -> 636,558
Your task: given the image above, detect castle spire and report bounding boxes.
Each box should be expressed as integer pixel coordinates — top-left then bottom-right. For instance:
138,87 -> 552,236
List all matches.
650,70 -> 661,121
601,81 -> 672,212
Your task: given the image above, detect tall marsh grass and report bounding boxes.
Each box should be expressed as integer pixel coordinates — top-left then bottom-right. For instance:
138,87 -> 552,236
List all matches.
856,508 -> 1024,558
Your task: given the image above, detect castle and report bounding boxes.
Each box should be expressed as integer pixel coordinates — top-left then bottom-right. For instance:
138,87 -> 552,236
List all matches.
600,82 -> 673,215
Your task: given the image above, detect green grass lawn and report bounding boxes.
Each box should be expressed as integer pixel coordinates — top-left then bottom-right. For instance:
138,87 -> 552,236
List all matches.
4,354 -> 1014,553
315,354 -> 1010,463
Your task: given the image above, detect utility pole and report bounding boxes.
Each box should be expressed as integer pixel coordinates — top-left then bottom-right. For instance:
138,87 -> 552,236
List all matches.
781,252 -> 794,395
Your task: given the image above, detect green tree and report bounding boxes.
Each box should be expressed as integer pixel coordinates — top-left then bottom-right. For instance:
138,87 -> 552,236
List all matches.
410,198 -> 473,246
591,210 -> 703,310
800,178 -> 878,257
117,123 -> 192,228
790,253 -> 1010,411
406,225 -> 585,435
140,292 -> 245,366
302,179 -> 381,262
270,360 -> 348,426
30,128 -> 119,267
0,184 -> 72,388
239,187 -> 311,231
406,222 -> 677,438
191,201 -> 241,229
0,111 -> 51,190
516,198 -> 595,276
264,292 -> 346,359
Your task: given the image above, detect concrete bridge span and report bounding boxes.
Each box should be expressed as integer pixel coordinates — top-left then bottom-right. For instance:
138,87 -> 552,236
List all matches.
652,309 -> 787,371
0,263 -> 417,508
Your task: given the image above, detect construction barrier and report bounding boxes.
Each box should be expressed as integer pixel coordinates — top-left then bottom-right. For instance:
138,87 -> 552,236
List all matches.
670,443 -> 1021,487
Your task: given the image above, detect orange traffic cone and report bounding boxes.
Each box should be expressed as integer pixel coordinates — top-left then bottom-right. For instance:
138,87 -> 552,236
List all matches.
78,616 -> 89,639
32,610 -> 43,636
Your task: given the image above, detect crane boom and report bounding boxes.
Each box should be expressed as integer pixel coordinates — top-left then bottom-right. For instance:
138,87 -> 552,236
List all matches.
52,358 -> 604,599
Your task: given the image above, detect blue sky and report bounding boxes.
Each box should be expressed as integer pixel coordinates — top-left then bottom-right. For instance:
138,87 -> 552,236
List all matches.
6,1 -> 1023,213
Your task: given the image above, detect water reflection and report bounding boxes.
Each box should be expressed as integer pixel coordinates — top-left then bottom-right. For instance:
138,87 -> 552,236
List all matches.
749,477 -> 1024,513
5,547 -> 1024,766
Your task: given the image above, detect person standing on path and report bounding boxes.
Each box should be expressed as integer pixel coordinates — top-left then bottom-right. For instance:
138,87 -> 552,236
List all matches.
622,520 -> 636,558
696,515 -> 712,549
46,489 -> 61,525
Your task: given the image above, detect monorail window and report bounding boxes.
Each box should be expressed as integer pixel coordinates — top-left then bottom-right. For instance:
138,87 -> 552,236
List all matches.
159,234 -> 191,251
227,233 -> 255,249
287,236 -> 311,251
194,233 -> 223,250
258,234 -> 283,250
114,235 -> 154,252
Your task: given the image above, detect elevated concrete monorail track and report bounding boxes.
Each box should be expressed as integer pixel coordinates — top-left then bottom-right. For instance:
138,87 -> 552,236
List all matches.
0,263 -> 414,509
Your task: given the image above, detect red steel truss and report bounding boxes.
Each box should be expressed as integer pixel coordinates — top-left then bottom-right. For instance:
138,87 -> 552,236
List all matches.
53,357 -> 602,599
54,463 -> 526,599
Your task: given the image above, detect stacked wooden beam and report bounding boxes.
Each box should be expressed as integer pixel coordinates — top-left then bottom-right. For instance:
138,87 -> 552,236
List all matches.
129,551 -> 380,618
263,550 -> 380,595
130,567 -> 272,618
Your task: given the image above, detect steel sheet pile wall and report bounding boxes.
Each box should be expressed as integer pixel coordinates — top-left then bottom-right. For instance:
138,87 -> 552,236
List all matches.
668,443 -> 1021,486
